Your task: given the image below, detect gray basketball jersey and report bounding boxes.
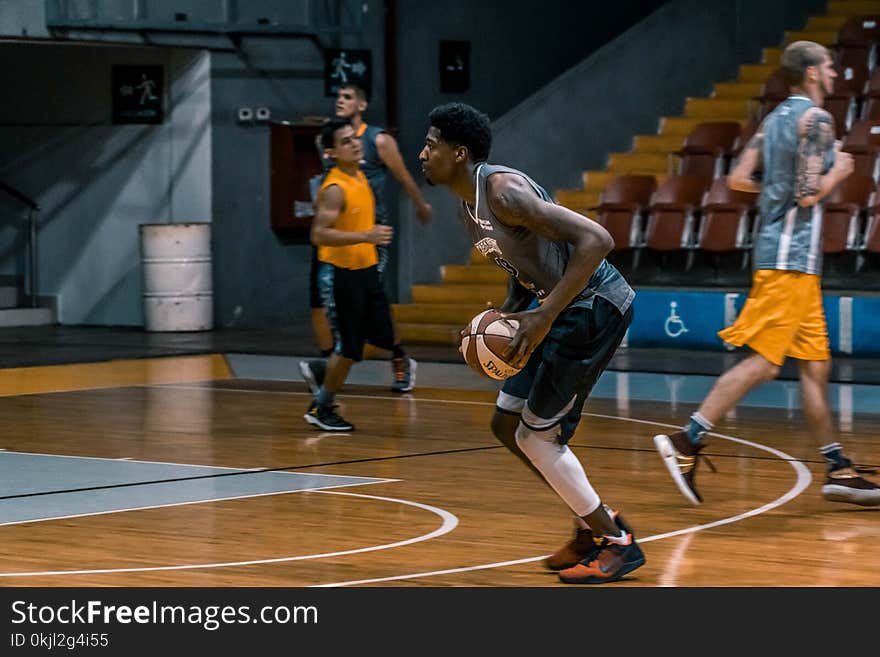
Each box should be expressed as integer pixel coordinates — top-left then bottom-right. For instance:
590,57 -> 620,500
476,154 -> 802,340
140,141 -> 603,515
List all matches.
753,95 -> 835,275
461,163 -> 634,313
358,124 -> 389,221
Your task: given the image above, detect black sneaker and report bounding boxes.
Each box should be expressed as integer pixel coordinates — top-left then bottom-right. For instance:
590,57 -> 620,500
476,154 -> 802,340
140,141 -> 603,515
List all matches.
558,515 -> 646,584
304,400 -> 354,432
391,356 -> 417,393
299,359 -> 326,396
654,430 -> 708,504
821,465 -> 880,506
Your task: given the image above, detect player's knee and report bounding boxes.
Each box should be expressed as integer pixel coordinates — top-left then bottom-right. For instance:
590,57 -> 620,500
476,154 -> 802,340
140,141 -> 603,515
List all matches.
514,422 -> 559,463
761,362 -> 781,382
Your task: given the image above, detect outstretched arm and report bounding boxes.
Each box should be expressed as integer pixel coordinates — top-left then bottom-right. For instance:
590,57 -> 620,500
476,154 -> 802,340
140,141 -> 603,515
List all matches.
794,107 -> 853,207
375,132 -> 433,223
486,173 -> 614,367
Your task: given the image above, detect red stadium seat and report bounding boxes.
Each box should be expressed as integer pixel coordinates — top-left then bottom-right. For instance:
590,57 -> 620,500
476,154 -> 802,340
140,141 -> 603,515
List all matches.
592,175 -> 657,251
674,121 -> 742,179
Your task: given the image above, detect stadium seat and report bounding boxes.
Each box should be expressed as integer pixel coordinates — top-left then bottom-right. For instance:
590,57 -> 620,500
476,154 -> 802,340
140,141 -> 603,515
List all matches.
591,174 -> 657,252
641,175 -> 710,272
673,121 -> 742,180
834,14 -> 880,67
823,174 -> 874,275
842,118 -> 880,179
859,68 -> 880,118
859,207 -> 880,272
754,67 -> 789,122
695,176 -> 758,269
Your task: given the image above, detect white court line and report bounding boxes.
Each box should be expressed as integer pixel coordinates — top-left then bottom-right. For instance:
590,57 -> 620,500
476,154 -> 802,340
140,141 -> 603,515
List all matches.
0,448 -> 396,528
0,491 -> 458,577
0,479 -> 396,529
307,412 -> 812,587
1,386 -> 812,583
0,447 -> 371,475
315,421 -> 811,587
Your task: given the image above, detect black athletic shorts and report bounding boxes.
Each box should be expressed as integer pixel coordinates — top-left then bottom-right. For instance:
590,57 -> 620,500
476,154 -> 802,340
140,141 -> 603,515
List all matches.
332,264 -> 395,361
309,246 -> 323,309
496,296 -> 633,444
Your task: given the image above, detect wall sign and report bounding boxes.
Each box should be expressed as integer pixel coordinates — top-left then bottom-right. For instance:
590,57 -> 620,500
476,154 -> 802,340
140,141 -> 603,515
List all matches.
324,49 -> 372,97
440,40 -> 470,93
113,65 -> 164,124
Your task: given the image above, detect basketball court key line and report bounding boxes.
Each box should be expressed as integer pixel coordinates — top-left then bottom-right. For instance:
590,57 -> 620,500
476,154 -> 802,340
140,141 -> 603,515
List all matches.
0,491 -> 458,577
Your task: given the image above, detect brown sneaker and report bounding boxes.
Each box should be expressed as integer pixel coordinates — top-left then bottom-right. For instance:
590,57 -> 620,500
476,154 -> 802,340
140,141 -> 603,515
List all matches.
544,507 -> 632,570
653,430 -> 706,504
544,527 -> 596,571
821,466 -> 880,506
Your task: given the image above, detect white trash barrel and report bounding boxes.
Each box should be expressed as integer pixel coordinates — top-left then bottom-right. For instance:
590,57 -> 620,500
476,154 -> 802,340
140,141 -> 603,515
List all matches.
140,222 -> 213,331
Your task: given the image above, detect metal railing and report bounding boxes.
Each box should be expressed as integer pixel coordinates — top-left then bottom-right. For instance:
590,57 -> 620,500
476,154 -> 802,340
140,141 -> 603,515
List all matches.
0,180 -> 40,308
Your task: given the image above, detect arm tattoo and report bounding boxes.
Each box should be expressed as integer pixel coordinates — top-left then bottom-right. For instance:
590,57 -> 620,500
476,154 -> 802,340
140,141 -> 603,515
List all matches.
796,111 -> 834,199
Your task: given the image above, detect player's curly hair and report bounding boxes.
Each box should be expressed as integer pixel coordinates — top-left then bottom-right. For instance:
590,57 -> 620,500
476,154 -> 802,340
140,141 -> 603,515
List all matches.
428,103 -> 491,162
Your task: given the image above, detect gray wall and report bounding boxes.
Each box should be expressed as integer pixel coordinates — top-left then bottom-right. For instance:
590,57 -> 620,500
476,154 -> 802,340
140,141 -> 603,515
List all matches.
0,43 -> 211,324
207,14 -> 386,328
0,0 -> 830,327
403,0 -> 826,290
0,0 -> 48,37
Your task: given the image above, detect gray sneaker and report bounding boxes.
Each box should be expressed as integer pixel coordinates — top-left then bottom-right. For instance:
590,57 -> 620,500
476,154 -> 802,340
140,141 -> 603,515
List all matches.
391,356 -> 417,393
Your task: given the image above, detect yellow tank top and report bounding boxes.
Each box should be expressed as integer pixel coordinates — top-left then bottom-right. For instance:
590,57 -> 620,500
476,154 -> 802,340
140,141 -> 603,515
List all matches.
317,166 -> 378,270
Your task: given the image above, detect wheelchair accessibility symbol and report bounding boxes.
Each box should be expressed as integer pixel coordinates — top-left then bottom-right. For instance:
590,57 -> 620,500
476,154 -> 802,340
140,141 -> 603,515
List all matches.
664,301 -> 689,338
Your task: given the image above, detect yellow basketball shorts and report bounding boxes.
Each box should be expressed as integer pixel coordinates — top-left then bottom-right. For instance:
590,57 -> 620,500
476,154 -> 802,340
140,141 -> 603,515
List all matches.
717,269 -> 830,366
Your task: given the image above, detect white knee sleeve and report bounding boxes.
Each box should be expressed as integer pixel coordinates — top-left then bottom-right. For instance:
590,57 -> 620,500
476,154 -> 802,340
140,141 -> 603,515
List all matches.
515,422 -> 601,517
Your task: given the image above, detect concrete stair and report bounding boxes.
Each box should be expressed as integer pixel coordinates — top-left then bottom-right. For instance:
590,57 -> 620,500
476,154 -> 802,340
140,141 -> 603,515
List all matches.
394,3 -> 858,345
441,264 -> 508,284
0,306 -> 54,327
827,1 -> 880,17
555,188 -> 600,212
783,30 -> 840,46
0,276 -> 56,328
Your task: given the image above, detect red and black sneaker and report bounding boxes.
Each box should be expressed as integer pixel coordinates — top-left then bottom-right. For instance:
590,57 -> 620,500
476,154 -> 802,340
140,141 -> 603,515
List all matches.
558,518 -> 646,585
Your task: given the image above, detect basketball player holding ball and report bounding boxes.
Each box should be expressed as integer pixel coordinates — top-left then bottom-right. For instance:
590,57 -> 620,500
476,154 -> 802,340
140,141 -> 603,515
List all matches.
420,103 -> 643,584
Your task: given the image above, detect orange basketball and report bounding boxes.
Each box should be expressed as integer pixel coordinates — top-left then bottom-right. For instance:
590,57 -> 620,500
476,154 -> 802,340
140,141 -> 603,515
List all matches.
460,309 -> 522,380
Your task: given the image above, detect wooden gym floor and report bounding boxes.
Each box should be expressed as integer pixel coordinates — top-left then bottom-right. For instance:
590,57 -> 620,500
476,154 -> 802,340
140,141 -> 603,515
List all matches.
0,351 -> 877,587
